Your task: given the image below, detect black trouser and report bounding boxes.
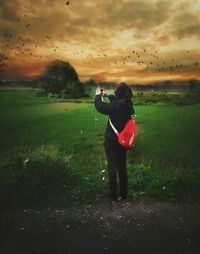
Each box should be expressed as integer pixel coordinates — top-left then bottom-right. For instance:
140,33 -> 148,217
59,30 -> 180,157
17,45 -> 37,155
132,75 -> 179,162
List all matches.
104,140 -> 128,198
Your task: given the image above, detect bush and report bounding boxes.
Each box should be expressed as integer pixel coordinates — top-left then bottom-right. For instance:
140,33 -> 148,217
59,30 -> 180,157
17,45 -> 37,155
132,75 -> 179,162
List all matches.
35,88 -> 46,97
65,81 -> 85,98
48,92 -> 54,98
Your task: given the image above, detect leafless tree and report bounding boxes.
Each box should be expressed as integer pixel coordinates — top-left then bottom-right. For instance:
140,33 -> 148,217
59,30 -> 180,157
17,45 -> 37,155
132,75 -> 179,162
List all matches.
0,53 -> 8,72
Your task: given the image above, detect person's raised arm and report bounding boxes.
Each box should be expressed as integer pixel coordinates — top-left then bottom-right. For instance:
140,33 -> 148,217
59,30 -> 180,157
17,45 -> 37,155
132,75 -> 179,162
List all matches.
108,95 -> 117,102
94,94 -> 113,115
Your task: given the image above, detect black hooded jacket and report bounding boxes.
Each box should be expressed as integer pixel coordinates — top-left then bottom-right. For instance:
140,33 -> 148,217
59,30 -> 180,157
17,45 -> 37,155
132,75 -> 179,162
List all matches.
94,94 -> 135,141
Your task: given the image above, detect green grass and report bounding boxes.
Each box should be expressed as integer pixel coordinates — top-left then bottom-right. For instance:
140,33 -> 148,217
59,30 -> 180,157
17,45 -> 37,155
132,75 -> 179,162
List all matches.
133,92 -> 200,105
0,90 -> 200,208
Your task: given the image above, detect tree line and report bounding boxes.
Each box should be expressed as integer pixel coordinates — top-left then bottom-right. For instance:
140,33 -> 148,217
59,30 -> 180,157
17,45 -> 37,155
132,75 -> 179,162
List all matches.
1,58 -> 199,96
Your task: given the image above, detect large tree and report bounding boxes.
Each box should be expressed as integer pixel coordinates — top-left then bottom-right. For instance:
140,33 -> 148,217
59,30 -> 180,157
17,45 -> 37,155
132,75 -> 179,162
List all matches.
65,81 -> 85,98
40,60 -> 79,94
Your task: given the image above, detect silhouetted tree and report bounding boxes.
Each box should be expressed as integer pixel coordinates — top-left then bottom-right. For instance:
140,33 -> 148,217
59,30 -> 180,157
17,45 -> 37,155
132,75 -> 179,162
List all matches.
40,60 -> 79,94
0,53 -> 8,72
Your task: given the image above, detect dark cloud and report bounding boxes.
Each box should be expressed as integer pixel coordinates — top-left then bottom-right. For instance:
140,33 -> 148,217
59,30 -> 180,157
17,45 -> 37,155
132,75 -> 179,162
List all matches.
172,12 -> 200,39
0,1 -> 20,22
0,0 -> 177,47
103,0 -> 172,30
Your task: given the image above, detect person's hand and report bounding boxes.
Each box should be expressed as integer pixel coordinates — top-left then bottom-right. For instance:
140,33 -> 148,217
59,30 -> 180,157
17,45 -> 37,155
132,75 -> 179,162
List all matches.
101,89 -> 108,96
95,87 -> 101,95
95,87 -> 108,96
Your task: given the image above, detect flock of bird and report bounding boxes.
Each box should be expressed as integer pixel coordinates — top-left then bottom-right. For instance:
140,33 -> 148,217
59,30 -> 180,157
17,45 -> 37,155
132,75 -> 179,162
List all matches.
1,0 -> 199,74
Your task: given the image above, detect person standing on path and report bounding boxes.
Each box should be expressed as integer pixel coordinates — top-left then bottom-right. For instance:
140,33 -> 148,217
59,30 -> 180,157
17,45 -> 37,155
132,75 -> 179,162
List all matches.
94,83 -> 135,200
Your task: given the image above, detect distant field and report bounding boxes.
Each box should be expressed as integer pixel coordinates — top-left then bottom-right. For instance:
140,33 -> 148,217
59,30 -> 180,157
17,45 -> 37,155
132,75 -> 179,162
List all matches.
0,86 -> 38,91
0,90 -> 200,208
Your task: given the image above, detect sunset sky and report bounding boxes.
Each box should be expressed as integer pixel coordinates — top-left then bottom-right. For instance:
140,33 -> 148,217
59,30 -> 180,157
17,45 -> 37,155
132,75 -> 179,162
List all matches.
0,0 -> 200,84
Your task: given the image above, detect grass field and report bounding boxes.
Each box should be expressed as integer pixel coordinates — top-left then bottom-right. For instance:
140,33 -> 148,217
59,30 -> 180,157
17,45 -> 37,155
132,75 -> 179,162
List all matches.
0,90 -> 200,208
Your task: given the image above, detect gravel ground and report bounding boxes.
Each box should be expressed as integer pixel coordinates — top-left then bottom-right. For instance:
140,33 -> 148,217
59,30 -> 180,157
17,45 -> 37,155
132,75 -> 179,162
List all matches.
0,198 -> 200,254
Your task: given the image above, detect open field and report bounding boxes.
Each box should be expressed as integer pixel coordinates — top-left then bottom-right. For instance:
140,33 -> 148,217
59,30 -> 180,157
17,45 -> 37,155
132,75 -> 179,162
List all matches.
1,89 -> 200,254
0,90 -> 200,208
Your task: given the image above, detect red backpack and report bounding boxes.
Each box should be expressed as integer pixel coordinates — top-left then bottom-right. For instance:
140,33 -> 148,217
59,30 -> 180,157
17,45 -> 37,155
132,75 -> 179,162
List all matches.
109,117 -> 137,149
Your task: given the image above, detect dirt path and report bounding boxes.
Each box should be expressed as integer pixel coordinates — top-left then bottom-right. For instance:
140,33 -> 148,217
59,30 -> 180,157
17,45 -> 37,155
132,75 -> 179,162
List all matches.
0,198 -> 200,254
